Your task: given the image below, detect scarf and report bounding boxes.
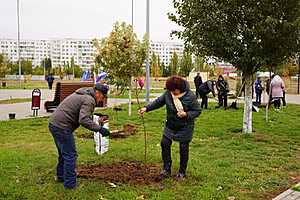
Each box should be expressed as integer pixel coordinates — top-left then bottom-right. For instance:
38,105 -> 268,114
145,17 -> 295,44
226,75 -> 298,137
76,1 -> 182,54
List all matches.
171,92 -> 186,112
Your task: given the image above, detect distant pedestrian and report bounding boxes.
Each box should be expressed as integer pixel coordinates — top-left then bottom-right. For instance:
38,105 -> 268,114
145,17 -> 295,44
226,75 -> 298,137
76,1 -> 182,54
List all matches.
216,75 -> 229,108
46,74 -> 55,90
254,76 -> 263,106
194,73 -> 203,99
270,75 -> 285,111
199,80 -> 216,109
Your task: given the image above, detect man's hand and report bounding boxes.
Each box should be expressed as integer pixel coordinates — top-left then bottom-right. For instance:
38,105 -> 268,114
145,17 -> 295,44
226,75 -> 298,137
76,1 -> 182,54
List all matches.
100,127 -> 110,137
138,107 -> 147,116
177,111 -> 187,118
99,116 -> 109,125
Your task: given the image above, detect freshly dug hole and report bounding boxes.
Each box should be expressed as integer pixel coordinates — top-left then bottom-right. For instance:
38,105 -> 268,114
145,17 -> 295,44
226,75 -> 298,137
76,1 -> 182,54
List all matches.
77,161 -> 161,185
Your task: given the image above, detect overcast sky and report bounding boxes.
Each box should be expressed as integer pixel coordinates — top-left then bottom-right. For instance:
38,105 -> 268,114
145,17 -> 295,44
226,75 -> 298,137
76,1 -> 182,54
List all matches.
0,0 -> 182,42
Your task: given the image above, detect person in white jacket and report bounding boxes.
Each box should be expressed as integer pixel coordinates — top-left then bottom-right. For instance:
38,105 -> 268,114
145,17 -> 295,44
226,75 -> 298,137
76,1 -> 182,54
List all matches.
270,75 -> 285,110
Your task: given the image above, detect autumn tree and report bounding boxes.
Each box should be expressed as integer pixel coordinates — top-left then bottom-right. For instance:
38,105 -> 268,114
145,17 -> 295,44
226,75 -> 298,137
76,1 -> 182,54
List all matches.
0,54 -> 9,77
94,22 -> 149,116
169,52 -> 179,75
179,50 -> 193,77
150,53 -> 160,78
170,0 -> 300,133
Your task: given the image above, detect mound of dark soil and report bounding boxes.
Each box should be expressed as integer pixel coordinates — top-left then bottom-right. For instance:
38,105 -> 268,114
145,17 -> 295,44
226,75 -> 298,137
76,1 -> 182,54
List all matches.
77,161 -> 161,185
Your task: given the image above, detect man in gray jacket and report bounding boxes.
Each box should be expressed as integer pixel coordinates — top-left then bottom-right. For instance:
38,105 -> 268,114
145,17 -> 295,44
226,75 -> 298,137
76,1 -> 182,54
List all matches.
48,83 -> 109,189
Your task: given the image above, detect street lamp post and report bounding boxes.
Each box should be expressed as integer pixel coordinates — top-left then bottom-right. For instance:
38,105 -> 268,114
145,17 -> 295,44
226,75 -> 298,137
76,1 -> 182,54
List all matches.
145,0 -> 150,102
128,0 -> 134,117
132,0 -> 134,27
297,54 -> 300,94
17,0 -> 22,86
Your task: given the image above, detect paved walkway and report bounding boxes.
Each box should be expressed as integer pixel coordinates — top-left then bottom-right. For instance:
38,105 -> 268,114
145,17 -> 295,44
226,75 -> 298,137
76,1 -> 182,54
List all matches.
0,89 -> 52,100
285,94 -> 300,105
0,89 -> 160,121
0,98 -> 131,121
273,183 -> 300,200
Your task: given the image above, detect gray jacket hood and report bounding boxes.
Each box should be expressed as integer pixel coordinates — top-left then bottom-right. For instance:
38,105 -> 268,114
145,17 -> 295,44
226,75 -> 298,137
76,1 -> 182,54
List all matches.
75,87 -> 96,99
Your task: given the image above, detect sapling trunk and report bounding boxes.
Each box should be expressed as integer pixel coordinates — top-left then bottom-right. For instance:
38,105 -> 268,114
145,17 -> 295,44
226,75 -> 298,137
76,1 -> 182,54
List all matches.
135,81 -> 148,162
128,77 -> 132,117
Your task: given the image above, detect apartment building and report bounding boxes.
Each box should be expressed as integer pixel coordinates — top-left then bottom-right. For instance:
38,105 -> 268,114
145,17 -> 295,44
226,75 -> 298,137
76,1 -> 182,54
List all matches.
149,41 -> 184,66
0,38 -> 96,69
0,38 -> 184,69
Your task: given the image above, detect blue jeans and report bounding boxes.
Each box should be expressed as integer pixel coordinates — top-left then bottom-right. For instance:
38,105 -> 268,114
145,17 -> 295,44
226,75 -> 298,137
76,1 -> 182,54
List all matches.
256,92 -> 262,105
49,123 -> 77,189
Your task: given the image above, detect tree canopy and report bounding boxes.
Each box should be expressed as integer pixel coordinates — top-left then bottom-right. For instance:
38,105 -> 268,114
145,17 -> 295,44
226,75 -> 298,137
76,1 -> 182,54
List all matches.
179,50 -> 193,77
169,52 -> 179,75
0,54 -> 8,78
94,22 -> 149,90
169,0 -> 300,133
169,0 -> 300,73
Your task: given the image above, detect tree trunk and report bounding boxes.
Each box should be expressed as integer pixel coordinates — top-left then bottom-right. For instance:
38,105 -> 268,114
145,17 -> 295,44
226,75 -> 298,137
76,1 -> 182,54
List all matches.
265,70 -> 272,122
243,73 -> 253,134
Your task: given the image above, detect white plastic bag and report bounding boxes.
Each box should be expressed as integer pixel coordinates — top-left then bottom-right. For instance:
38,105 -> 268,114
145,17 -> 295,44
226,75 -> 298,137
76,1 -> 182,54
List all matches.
93,115 -> 109,155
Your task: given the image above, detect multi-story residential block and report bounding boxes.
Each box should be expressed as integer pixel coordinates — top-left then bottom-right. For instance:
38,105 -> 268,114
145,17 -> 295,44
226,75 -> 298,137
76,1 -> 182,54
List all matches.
149,41 -> 184,66
0,38 -> 184,69
0,38 -> 96,69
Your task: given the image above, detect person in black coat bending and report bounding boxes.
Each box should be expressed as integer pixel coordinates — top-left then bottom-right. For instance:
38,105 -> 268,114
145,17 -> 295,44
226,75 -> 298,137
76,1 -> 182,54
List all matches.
199,80 -> 216,109
216,75 -> 229,108
139,76 -> 201,180
194,73 -> 203,99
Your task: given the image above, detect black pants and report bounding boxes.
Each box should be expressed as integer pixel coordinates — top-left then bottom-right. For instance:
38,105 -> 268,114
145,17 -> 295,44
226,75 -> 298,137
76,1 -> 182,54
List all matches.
218,94 -> 228,107
274,98 -> 281,109
48,81 -> 53,90
161,135 -> 189,174
200,93 -> 208,109
195,88 -> 200,99
256,92 -> 262,106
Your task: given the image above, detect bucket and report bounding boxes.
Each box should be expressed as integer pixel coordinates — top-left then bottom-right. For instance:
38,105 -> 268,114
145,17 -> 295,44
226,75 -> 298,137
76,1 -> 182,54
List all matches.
9,113 -> 16,120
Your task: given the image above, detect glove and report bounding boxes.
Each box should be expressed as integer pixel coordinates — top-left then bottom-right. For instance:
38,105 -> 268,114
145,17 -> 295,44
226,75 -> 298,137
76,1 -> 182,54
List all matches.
100,127 -> 110,137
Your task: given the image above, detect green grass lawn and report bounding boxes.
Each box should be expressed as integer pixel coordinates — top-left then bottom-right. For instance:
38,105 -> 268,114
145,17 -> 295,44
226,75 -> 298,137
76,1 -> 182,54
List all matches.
0,98 -> 32,104
0,80 -> 49,89
0,103 -> 300,200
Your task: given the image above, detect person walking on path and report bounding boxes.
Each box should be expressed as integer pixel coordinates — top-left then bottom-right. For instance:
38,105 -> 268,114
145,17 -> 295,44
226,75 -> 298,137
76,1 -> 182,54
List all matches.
48,83 -> 110,189
46,74 -> 55,90
198,80 -> 216,109
270,75 -> 285,111
194,73 -> 203,99
216,75 -> 229,108
254,76 -> 263,106
139,76 -> 201,180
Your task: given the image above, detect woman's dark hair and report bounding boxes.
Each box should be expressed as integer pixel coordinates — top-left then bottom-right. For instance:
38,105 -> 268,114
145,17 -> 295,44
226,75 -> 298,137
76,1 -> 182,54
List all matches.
165,76 -> 186,93
271,74 -> 276,79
